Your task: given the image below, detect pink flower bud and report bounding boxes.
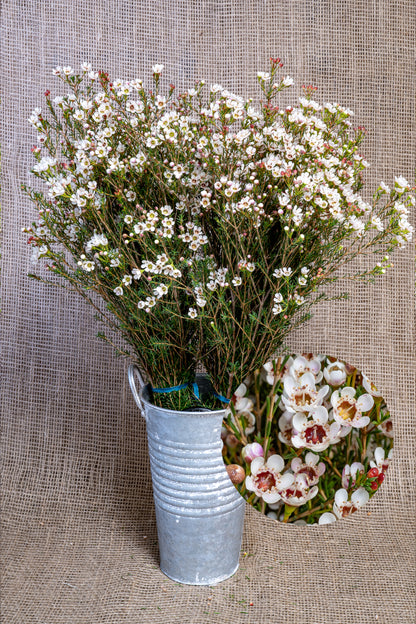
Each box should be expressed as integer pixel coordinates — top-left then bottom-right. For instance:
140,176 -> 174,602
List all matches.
241,442 -> 264,463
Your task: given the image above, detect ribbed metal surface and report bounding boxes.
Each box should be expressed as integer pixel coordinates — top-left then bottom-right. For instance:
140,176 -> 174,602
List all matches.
129,374 -> 245,585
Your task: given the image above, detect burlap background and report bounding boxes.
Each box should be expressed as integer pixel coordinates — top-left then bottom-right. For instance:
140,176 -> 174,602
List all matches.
1,1 -> 415,622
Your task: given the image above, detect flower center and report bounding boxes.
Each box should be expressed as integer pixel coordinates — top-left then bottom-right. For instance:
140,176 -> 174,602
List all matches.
338,399 -> 358,421
255,470 -> 276,492
293,387 -> 316,406
282,487 -> 304,499
341,502 -> 358,518
304,424 -> 327,444
298,466 -> 316,481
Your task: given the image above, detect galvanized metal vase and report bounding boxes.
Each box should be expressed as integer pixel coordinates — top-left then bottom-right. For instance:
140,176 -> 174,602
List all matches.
128,365 -> 245,585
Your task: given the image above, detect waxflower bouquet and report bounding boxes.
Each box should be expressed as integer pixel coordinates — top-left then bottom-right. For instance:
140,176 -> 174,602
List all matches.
24,60 -> 414,410
222,354 -> 393,524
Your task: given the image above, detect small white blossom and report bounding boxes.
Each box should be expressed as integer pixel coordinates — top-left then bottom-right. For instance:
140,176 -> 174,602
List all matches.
152,64 -> 164,74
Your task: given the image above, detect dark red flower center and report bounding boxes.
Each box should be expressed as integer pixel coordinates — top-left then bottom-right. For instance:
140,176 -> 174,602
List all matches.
298,466 -> 316,481
304,424 -> 327,444
341,503 -> 358,518
283,488 -> 304,499
255,470 -> 276,492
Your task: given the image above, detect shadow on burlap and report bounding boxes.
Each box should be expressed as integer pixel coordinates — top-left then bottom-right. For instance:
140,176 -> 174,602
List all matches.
1,1 -> 415,622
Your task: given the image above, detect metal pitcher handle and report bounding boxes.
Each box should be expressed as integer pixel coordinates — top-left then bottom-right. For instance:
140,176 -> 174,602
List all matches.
128,364 -> 147,419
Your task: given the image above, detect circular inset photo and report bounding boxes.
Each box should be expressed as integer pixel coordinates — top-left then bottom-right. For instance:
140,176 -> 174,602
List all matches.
223,354 -> 393,525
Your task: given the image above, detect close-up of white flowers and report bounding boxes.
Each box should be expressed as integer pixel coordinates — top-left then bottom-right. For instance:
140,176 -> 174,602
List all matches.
223,354 -> 393,524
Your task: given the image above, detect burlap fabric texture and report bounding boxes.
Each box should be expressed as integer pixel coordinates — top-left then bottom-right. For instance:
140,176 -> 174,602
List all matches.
1,1 -> 415,622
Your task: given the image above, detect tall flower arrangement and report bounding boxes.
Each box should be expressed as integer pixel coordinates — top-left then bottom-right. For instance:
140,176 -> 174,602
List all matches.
24,61 -> 414,409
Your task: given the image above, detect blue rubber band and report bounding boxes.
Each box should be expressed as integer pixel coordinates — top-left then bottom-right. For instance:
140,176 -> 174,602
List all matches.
152,383 -> 189,394
212,392 -> 230,404
152,382 -> 200,399
192,382 -> 200,400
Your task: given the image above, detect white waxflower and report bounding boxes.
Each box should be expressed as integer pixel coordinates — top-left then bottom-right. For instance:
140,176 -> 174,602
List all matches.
291,406 -> 346,452
114,286 -> 123,296
154,283 -> 169,298
371,216 -> 384,232
277,410 -> 294,446
282,372 -> 329,414
293,294 -> 305,305
85,233 -> 108,253
394,176 -> 409,193
122,275 -> 132,286
81,62 -> 92,72
124,215 -> 133,224
323,361 -> 347,387
152,64 -> 164,74
273,267 -> 293,278
188,307 -> 198,318
245,455 -> 294,504
331,387 -> 374,428
369,447 -> 393,474
73,109 -> 85,121
257,72 -> 271,81
342,462 -> 364,489
232,276 -> 242,287
291,452 -> 326,487
288,355 -> 323,384
318,512 -> 337,525
362,374 -> 383,398
282,76 -> 294,86
278,473 -> 319,507
333,488 -> 369,520
379,181 -> 391,193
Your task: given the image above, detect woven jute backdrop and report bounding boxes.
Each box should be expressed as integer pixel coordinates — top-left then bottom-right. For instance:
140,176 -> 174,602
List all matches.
1,1 -> 415,623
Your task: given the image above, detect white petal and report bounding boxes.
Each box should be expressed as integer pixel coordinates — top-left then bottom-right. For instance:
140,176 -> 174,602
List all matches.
300,372 -> 316,388
374,447 -> 385,465
250,457 -> 264,474
291,457 -> 303,472
305,451 -> 319,466
312,405 -> 328,425
341,386 -> 356,398
331,390 -> 340,407
316,385 -> 330,402
356,394 -> 374,413
317,462 -> 326,476
234,383 -> 247,397
291,435 -> 303,449
283,376 -> 297,396
279,472 -> 295,489
335,488 -> 348,506
293,355 -> 308,369
319,512 -> 337,525
262,490 -> 281,504
351,487 -> 369,507
293,412 -> 307,431
266,454 -> 284,473
355,416 -> 370,428
351,462 -> 364,478
245,475 -> 254,491
308,486 -> 319,500
339,425 -> 351,437
281,396 -> 296,413
279,411 -> 293,427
